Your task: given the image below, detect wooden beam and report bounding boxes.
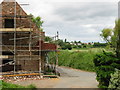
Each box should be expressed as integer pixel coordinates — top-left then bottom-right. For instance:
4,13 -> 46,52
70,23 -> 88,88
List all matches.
3,73 -> 41,77
0,28 -> 33,32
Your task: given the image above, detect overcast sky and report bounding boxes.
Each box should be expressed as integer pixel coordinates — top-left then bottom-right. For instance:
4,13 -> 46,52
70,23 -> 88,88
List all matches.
0,0 -> 119,42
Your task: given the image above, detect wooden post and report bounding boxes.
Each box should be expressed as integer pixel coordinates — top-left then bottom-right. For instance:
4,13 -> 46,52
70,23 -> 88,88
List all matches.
39,36 -> 41,73
55,52 -> 58,75
14,0 -> 17,74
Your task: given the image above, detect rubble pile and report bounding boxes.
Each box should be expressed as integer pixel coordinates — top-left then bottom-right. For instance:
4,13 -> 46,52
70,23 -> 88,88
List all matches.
2,75 -> 44,82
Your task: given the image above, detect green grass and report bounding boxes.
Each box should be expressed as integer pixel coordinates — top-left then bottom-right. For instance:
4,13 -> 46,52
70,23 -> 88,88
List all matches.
58,48 -> 104,72
1,80 -> 36,89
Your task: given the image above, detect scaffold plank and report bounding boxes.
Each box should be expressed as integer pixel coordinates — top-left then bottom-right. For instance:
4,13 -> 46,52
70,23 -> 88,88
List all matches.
0,28 -> 33,32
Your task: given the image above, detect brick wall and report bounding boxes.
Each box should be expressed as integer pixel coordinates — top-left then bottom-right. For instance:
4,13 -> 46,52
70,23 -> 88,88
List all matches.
0,1 -> 38,30
16,60 -> 39,71
0,0 -> 48,72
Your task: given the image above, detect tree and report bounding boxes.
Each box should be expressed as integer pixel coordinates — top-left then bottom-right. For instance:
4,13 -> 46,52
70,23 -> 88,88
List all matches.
30,14 -> 44,31
114,19 -> 120,58
100,28 -> 112,43
45,36 -> 53,42
110,20 -> 119,49
78,41 -> 81,43
64,39 -> 67,43
74,41 -> 78,45
66,44 -> 72,50
57,39 -> 64,46
100,19 -> 120,58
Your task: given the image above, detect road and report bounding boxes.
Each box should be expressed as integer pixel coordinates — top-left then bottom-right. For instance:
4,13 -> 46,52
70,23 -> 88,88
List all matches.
12,66 -> 98,88
54,66 -> 98,88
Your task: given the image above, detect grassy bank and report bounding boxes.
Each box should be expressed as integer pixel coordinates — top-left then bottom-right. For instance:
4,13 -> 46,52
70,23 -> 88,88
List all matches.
58,48 -> 104,72
1,80 -> 36,89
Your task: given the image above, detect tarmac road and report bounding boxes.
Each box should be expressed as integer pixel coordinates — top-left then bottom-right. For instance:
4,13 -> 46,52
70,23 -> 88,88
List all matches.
12,66 -> 98,88
53,66 -> 98,88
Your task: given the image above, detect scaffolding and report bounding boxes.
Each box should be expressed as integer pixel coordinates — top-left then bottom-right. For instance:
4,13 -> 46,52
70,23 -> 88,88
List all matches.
0,0 -> 58,77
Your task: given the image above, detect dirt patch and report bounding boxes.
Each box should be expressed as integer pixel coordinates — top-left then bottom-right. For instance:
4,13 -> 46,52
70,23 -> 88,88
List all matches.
11,78 -> 59,88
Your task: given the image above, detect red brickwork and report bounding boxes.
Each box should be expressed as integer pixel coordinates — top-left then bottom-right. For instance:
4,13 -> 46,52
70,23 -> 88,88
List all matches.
0,1 -> 39,31
37,41 -> 57,51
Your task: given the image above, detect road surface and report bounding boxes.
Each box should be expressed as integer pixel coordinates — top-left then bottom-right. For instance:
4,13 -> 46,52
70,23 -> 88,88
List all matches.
12,66 -> 98,88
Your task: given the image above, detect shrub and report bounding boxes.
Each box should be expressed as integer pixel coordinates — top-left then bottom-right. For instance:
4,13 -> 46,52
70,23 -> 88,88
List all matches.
108,68 -> 120,89
61,46 -> 67,50
61,44 -> 72,50
93,51 -> 120,88
72,45 -> 78,48
83,45 -> 87,48
78,45 -> 82,48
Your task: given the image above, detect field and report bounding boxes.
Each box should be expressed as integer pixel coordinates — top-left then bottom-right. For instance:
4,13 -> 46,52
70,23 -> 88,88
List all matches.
58,48 -> 104,72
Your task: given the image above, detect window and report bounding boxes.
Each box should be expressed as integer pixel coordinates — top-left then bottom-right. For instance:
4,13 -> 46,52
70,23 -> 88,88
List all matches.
4,19 -> 14,28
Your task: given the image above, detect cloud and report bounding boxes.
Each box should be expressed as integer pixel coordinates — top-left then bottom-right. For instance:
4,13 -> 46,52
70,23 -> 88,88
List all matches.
54,2 -> 117,21
0,0 -> 118,42
43,2 -> 117,42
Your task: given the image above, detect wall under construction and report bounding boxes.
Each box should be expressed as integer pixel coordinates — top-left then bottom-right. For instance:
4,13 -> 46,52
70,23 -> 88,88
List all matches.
0,0 -> 58,75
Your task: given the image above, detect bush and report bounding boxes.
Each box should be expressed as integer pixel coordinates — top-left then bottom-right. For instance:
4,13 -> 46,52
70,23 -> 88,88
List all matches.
66,44 -> 72,50
72,45 -> 78,48
61,44 -> 72,50
93,51 -> 120,88
78,45 -> 82,48
61,46 -> 67,50
108,69 -> 120,89
83,45 -> 87,48
93,43 -> 107,48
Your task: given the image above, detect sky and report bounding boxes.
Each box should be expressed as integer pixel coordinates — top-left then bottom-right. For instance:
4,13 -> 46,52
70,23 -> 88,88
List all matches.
0,0 -> 119,42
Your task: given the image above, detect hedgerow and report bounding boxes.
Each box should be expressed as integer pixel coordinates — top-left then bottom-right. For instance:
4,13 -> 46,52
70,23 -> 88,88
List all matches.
93,51 -> 120,88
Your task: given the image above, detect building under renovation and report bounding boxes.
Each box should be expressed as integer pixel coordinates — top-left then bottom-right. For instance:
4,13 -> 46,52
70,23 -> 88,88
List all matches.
0,0 -> 58,75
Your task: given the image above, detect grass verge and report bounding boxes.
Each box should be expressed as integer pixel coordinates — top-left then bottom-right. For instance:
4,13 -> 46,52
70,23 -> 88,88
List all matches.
0,80 -> 36,89
58,48 -> 103,72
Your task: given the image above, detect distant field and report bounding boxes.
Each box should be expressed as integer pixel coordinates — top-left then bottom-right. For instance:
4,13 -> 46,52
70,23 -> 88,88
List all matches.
58,48 -> 104,72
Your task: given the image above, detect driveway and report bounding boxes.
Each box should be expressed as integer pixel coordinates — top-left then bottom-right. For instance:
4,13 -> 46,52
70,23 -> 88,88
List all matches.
12,66 -> 98,88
